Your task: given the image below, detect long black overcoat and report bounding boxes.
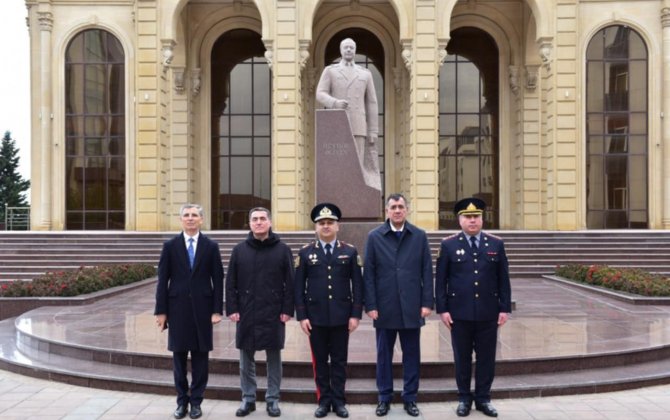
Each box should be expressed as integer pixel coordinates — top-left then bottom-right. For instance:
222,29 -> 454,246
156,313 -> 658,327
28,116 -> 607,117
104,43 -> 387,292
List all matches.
154,232 -> 224,352
225,230 -> 294,351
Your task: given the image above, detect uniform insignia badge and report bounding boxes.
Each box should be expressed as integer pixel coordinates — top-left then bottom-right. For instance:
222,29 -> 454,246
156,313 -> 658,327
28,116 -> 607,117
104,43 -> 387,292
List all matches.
456,249 -> 465,256
309,253 -> 318,264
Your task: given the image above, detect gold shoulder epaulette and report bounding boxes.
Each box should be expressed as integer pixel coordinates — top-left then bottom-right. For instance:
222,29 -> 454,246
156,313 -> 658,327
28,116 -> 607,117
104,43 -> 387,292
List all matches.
443,232 -> 459,241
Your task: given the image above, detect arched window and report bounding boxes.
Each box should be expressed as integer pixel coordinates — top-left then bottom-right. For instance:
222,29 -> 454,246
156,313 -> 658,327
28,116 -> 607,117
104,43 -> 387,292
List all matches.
586,26 -> 648,228
211,29 -> 271,229
65,29 -> 125,230
439,27 -> 499,229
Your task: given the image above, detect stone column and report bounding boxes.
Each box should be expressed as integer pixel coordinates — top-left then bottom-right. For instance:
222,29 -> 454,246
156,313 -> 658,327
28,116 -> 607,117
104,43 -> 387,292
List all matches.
662,5 -> 670,228
37,10 -> 53,230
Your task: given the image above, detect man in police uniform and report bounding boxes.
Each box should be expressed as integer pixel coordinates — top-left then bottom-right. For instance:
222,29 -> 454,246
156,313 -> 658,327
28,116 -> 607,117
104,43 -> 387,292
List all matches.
294,203 -> 363,418
435,198 -> 512,418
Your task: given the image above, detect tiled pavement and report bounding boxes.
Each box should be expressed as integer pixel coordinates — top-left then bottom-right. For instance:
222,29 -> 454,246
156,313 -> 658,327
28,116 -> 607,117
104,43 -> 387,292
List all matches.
1,368 -> 670,419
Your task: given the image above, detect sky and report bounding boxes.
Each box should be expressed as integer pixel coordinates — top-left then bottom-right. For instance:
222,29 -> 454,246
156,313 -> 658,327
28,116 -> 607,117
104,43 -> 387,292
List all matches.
0,2 -> 31,187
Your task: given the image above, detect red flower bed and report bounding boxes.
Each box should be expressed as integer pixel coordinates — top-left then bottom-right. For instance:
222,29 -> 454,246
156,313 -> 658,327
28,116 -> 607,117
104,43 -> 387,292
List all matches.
555,264 -> 670,297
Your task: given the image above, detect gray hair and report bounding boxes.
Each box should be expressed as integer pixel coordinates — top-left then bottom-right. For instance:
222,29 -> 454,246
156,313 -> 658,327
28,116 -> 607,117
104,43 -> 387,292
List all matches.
248,207 -> 272,221
180,203 -> 204,218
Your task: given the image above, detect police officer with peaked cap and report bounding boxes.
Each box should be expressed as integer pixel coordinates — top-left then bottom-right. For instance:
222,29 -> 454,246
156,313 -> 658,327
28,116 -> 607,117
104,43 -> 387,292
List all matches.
294,203 -> 363,418
435,198 -> 512,418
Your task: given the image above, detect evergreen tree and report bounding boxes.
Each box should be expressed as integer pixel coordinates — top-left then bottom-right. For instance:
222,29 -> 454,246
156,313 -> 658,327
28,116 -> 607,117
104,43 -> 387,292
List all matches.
0,131 -> 31,225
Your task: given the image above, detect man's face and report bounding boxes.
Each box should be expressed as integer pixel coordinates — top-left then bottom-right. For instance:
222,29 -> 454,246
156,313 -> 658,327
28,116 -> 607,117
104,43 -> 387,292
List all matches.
249,210 -> 272,238
340,40 -> 356,62
180,207 -> 203,235
459,214 -> 483,236
386,198 -> 408,228
315,219 -> 339,242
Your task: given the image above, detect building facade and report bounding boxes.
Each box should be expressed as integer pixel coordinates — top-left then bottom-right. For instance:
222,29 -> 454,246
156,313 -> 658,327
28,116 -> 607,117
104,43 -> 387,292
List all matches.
24,0 -> 670,232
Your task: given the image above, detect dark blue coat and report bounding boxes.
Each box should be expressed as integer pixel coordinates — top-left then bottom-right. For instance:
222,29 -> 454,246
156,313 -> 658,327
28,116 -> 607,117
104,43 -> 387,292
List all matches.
363,220 -> 434,329
294,240 -> 363,326
154,232 -> 224,352
225,231 -> 294,351
435,232 -> 512,321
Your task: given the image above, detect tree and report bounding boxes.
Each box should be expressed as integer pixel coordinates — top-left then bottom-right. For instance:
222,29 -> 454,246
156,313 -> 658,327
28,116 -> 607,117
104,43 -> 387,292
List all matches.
0,131 -> 30,225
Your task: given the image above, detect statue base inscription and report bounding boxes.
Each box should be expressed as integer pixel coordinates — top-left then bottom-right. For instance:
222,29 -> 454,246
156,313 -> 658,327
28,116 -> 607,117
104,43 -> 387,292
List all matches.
315,109 -> 382,220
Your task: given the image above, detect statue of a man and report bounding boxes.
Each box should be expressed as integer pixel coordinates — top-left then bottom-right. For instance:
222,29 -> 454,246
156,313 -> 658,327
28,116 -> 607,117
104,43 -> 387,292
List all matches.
316,38 -> 382,191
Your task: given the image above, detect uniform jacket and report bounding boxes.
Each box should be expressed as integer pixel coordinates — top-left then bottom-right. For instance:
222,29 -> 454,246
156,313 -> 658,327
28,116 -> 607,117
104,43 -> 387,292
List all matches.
154,232 -> 224,352
294,239 -> 363,326
435,231 -> 512,321
225,230 -> 294,351
363,220 -> 434,329
316,62 -> 378,137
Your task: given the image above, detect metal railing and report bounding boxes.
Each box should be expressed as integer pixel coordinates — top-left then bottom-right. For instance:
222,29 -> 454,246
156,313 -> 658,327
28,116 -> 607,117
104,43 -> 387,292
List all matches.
4,205 -> 30,230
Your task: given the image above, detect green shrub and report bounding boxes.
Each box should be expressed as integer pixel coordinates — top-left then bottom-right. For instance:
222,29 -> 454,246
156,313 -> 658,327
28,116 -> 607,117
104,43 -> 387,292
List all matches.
555,264 -> 670,297
0,264 -> 157,297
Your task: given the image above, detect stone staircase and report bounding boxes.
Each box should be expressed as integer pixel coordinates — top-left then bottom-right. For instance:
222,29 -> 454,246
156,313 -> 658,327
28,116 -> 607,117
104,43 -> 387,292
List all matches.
1,230 -> 670,281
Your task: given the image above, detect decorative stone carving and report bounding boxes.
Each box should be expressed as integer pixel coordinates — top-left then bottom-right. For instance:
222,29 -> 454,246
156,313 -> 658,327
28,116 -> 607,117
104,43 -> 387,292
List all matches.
263,39 -> 274,70
173,67 -> 185,93
192,68 -> 201,96
400,39 -> 412,72
662,7 -> 670,27
38,11 -> 53,31
508,65 -> 520,96
393,67 -> 402,93
299,39 -> 310,72
539,41 -> 552,67
161,39 -> 176,71
437,38 -> 450,67
525,65 -> 540,90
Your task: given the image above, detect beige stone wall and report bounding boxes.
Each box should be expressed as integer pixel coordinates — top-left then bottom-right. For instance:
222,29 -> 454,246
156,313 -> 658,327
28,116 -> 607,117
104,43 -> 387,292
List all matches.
25,0 -> 668,231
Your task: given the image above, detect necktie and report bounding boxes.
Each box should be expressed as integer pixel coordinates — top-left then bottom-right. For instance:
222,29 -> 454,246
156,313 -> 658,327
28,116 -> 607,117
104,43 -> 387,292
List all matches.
470,236 -> 478,251
325,243 -> 332,256
395,230 -> 402,239
188,237 -> 195,269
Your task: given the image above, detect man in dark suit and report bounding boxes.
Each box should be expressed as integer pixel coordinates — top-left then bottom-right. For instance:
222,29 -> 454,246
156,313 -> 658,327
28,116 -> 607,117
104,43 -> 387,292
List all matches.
295,203 -> 363,418
155,204 -> 224,419
363,193 -> 434,417
435,198 -> 512,418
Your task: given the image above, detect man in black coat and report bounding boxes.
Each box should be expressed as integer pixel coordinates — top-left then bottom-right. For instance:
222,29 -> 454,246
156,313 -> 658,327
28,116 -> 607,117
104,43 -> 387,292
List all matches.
295,203 -> 363,418
155,204 -> 224,419
225,207 -> 294,418
435,198 -> 512,418
363,193 -> 434,417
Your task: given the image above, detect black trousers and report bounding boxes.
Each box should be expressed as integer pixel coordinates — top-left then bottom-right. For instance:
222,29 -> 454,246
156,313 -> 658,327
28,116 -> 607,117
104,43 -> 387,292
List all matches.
173,350 -> 209,406
309,324 -> 350,408
450,319 -> 498,404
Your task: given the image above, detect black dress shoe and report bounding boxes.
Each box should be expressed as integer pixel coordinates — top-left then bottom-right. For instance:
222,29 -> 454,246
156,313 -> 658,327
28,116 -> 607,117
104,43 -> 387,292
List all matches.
174,405 -> 188,419
333,405 -> 349,418
267,401 -> 281,417
315,404 -> 330,418
475,402 -> 498,417
456,402 -> 471,417
403,401 -> 420,417
375,401 -> 390,416
235,401 -> 256,417
189,404 -> 202,419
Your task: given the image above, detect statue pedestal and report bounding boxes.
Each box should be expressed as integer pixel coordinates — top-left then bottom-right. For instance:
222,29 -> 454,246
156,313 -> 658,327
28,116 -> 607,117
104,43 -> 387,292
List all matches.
315,109 -> 382,221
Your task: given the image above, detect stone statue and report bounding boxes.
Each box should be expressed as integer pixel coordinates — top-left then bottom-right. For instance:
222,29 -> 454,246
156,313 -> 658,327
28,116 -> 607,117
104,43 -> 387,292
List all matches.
316,38 -> 382,191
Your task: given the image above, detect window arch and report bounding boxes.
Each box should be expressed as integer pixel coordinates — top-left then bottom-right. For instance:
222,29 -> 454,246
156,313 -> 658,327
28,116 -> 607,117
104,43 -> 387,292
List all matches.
438,27 -> 499,229
586,25 -> 648,228
211,29 -> 271,229
65,29 -> 125,230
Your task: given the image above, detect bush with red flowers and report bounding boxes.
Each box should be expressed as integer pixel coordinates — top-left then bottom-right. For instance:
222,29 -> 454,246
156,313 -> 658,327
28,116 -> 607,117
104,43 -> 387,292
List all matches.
555,264 -> 670,297
0,264 -> 156,297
